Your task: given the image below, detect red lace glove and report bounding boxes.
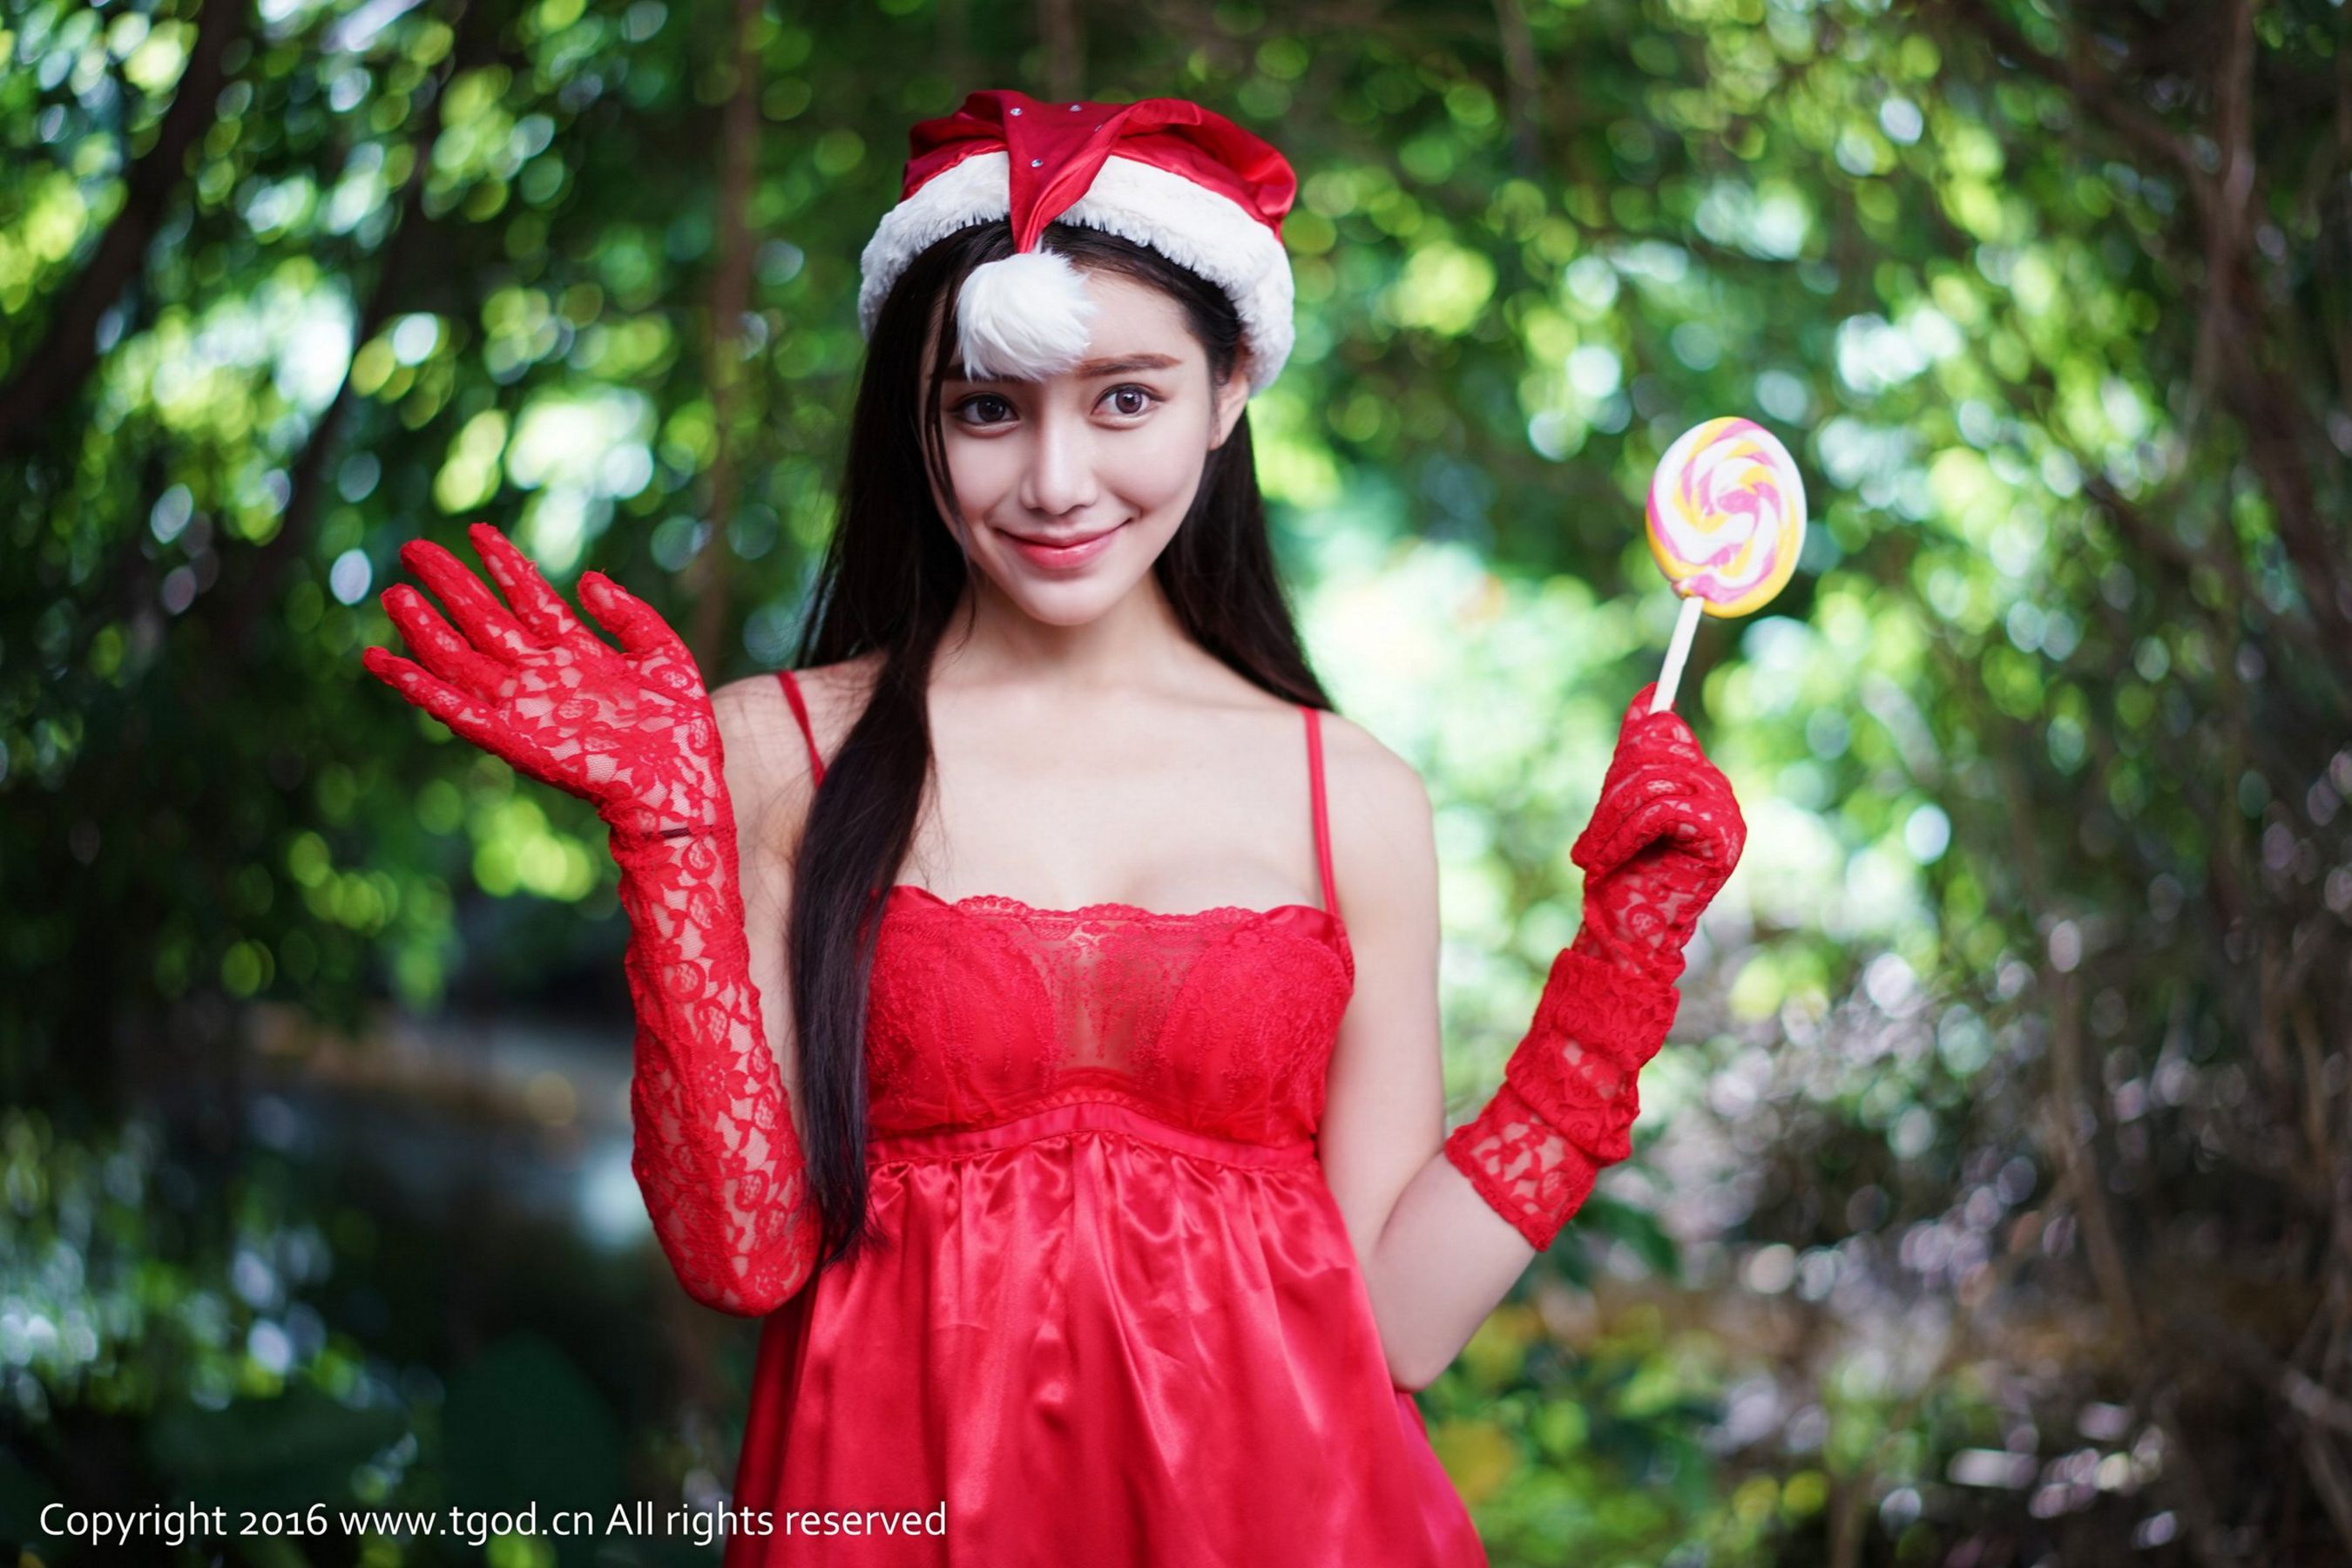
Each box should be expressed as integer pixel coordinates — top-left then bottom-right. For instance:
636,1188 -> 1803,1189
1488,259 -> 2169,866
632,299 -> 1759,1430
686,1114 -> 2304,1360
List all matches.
1566,680 -> 1747,989
361,523 -> 818,1314
1444,681 -> 1747,1251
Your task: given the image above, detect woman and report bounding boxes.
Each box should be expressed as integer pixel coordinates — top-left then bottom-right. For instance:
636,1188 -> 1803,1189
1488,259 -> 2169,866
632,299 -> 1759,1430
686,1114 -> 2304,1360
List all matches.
362,89 -> 1745,1565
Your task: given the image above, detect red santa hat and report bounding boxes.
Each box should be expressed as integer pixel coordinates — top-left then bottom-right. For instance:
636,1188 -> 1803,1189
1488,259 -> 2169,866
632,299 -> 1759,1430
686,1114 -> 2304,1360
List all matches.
857,89 -> 1299,398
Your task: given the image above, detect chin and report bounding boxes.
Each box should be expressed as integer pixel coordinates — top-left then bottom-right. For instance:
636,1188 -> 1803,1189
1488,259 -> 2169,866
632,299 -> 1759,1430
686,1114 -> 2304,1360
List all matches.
994,577 -> 1132,626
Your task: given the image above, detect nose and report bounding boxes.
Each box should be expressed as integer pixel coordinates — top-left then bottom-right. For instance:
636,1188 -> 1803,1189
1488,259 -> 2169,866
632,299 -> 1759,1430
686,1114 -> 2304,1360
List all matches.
1016,402 -> 1100,519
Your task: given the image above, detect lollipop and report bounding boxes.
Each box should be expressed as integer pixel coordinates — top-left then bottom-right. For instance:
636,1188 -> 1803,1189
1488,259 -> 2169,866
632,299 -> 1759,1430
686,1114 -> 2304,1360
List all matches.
1643,416 -> 1806,713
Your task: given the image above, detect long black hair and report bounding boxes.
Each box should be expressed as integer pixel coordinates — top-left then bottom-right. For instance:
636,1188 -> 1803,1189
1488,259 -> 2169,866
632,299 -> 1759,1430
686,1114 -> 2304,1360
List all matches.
785,217 -> 1335,1274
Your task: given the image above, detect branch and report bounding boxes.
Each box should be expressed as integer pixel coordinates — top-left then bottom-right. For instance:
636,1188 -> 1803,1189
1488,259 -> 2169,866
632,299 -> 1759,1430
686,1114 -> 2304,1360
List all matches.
220,0 -> 506,660
0,0 -> 247,454
1939,0 -> 2206,185
2158,1301 -> 2352,1554
681,0 -> 764,672
1037,0 -> 1083,105
1950,0 -> 2352,649
1490,0 -> 1542,181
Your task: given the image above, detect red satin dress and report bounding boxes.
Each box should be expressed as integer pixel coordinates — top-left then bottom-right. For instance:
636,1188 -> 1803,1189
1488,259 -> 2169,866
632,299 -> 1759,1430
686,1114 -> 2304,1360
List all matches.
722,670 -> 1488,1565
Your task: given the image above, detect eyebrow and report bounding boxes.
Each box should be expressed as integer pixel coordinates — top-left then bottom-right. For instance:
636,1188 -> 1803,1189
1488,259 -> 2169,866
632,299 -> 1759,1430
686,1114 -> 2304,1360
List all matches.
943,353 -> 1183,382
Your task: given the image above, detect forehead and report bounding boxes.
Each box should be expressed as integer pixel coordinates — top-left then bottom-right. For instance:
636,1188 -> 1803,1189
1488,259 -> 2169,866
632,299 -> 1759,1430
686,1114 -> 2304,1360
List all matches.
928,268 -> 1199,381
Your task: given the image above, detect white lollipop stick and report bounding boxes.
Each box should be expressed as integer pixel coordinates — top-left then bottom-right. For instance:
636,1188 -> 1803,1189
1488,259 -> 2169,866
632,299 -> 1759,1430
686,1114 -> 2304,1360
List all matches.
1651,589 -> 1704,713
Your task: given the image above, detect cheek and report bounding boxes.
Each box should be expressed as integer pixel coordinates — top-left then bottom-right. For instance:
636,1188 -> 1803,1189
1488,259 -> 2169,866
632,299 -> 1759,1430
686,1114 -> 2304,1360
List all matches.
1110,442 -> 1207,511
937,437 -> 1019,515
1109,414 -> 1218,515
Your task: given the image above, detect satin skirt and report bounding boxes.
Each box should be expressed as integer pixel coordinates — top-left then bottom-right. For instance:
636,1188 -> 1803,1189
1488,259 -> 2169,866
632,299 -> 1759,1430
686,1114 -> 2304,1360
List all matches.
724,1098 -> 1488,1566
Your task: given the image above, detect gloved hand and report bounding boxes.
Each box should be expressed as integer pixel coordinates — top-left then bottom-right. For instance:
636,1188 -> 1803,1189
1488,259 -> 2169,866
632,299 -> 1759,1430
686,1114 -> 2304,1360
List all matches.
1565,680 -> 1747,986
360,524 -> 725,848
362,524 -> 819,1315
1443,681 -> 1746,1252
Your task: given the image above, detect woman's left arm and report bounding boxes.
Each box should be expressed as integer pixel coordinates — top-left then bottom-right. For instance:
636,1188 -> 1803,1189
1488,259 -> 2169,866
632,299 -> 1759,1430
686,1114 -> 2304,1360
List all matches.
1315,736 -> 1547,1392
1317,691 -> 1745,1391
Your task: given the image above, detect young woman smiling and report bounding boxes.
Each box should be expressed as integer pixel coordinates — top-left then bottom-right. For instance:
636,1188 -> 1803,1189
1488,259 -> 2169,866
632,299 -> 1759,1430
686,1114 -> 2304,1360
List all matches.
362,88 -> 1746,1565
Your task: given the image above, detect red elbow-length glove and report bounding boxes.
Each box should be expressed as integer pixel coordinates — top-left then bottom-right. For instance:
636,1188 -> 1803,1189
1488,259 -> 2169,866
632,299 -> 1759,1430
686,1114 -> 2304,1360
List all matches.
362,524 -> 819,1315
1444,680 -> 1747,1252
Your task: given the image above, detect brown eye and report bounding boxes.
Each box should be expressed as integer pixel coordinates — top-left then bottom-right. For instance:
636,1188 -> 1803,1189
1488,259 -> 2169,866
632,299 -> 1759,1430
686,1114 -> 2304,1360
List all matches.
952,394 -> 1015,426
1105,386 -> 1159,417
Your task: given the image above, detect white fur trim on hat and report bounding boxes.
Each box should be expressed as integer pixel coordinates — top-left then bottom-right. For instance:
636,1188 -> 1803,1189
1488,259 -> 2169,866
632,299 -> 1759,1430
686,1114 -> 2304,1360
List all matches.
856,150 -> 1295,396
953,246 -> 1099,383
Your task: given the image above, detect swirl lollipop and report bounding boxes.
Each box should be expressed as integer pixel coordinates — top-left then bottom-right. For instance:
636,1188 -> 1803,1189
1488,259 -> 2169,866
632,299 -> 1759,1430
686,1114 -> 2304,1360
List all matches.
1644,416 -> 1806,713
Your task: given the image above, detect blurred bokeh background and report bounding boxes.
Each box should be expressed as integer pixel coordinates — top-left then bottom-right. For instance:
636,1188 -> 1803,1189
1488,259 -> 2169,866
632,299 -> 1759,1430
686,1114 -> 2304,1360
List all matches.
6,0 -> 2350,1563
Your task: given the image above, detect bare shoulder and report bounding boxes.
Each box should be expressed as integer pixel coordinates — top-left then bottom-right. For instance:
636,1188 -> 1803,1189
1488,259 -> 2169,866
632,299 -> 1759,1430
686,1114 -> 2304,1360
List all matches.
1315,709 -> 1436,919
706,653 -> 884,896
1317,708 -> 1432,833
708,669 -> 800,760
708,670 -> 810,833
720,656 -> 888,812
786,651 -> 888,754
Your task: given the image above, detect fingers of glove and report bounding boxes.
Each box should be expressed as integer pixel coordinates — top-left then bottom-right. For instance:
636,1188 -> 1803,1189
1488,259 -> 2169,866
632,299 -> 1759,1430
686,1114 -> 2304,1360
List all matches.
1616,680 -> 1696,746
1587,772 -> 1750,897
1597,725 -> 1729,836
1576,787 -> 1701,880
1597,748 -> 1696,809
1607,681 -> 1711,766
1618,808 -> 1749,893
362,645 -> 508,754
399,537 -> 537,663
379,583 -> 512,702
1623,791 -> 1717,864
1571,779 -> 1674,879
1576,755 -> 1688,853
1665,754 -> 1743,843
579,571 -> 693,667
1666,786 -> 1741,882
469,523 -> 589,647
1700,792 -> 1748,874
1619,711 -> 1705,776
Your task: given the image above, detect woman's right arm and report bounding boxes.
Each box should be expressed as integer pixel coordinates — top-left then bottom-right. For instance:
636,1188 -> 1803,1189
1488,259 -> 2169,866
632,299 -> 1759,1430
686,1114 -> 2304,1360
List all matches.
611,676 -> 822,1317
630,681 -> 823,1307
360,525 -> 822,1315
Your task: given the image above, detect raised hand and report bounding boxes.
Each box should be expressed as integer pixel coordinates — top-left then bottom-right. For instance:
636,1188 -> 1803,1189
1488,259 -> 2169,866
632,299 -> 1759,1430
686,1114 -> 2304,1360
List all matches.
1442,681 -> 1747,1252
1566,680 -> 1746,984
362,524 -> 817,1315
360,524 -> 720,844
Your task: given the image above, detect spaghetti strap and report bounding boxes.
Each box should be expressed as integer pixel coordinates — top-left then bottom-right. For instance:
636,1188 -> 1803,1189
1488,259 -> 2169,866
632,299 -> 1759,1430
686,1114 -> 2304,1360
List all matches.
1302,706 -> 1342,925
775,669 -> 826,787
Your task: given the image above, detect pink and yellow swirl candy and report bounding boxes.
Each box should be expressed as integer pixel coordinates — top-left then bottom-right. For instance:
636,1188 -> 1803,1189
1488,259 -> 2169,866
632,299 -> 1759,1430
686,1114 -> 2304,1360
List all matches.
1642,416 -> 1807,713
1646,416 -> 1805,618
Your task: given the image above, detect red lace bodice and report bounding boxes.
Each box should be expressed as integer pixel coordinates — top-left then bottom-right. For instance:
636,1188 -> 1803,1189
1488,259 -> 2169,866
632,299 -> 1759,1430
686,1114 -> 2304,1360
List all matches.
777,670 -> 1355,1151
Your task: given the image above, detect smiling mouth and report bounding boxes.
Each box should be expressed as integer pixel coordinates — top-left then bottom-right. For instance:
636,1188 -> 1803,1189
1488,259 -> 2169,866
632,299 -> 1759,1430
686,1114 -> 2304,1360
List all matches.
997,521 -> 1127,547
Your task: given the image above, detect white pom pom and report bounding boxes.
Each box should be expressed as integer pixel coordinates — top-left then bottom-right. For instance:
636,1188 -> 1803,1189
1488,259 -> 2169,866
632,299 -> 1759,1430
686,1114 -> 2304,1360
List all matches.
955,247 -> 1098,382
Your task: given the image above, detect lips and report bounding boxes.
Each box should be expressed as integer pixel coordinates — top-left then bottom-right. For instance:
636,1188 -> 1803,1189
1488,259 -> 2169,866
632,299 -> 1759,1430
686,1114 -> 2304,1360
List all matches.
997,521 -> 1123,547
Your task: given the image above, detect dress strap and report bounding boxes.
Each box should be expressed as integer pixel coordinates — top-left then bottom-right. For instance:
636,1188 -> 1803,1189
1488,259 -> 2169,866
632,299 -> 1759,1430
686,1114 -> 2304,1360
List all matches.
1302,706 -> 1342,924
775,669 -> 826,787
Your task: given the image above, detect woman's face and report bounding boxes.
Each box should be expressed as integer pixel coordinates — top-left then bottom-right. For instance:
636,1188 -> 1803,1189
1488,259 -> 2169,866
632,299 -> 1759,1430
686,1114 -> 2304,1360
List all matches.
923,268 -> 1250,626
